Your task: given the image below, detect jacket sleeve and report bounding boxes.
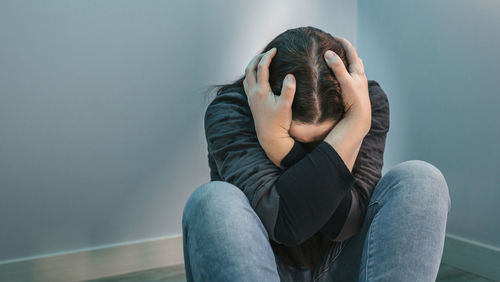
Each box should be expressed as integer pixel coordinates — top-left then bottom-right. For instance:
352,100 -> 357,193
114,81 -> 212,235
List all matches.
204,91 -> 284,244
204,90 -> 355,247
320,80 -> 390,241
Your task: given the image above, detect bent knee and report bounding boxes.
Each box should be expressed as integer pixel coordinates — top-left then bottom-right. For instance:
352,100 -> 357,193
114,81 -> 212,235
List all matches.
182,181 -> 248,225
388,160 -> 451,212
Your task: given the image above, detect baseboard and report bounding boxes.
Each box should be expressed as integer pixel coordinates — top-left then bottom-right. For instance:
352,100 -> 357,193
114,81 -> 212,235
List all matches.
0,234 -> 184,282
442,233 -> 500,281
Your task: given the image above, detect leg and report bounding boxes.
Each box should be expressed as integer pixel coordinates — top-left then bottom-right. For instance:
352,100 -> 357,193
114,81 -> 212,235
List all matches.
182,180 -> 281,282
315,160 -> 451,281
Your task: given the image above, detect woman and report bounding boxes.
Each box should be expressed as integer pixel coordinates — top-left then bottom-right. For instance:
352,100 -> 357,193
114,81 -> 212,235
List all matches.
182,26 -> 451,281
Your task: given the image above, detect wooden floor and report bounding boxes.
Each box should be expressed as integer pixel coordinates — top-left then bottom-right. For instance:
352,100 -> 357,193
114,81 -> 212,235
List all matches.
85,263 -> 494,281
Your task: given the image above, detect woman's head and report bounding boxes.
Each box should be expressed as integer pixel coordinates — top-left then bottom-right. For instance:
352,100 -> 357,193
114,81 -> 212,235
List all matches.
214,26 -> 349,144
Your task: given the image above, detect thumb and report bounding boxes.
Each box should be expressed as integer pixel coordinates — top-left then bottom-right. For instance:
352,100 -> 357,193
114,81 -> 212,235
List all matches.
278,74 -> 296,108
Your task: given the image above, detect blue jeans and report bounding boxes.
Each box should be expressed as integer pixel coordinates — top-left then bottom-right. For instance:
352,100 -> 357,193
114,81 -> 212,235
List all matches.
182,160 -> 451,281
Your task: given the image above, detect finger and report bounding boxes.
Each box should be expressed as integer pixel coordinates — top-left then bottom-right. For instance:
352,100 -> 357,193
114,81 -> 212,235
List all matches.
336,37 -> 359,61
278,74 -> 296,108
324,50 -> 350,83
257,47 -> 277,85
350,58 -> 364,75
243,78 -> 249,97
357,57 -> 366,75
336,37 -> 363,74
245,53 -> 265,89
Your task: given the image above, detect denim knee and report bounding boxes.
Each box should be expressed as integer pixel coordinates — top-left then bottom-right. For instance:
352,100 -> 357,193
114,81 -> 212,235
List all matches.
387,160 -> 451,213
182,180 -> 249,228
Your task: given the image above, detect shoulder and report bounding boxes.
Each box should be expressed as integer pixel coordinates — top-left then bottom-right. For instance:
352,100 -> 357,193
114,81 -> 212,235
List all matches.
368,80 -> 387,99
204,87 -> 255,134
367,79 -> 390,131
205,88 -> 250,118
367,79 -> 389,109
208,86 -> 248,108
368,79 -> 380,88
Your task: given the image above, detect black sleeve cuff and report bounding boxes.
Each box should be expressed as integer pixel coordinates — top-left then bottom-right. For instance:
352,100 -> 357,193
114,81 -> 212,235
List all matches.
279,139 -> 309,170
318,189 -> 353,240
317,141 -> 356,186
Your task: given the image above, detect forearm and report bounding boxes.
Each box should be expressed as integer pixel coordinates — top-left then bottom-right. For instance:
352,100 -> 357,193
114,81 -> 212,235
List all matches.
324,106 -> 370,172
259,135 -> 295,168
352,138 -> 362,168
261,113 -> 367,169
274,140 -> 355,246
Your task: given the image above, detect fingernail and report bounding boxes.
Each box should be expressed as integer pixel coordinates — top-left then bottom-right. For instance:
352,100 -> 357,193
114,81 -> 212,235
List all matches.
325,51 -> 337,62
287,74 -> 294,82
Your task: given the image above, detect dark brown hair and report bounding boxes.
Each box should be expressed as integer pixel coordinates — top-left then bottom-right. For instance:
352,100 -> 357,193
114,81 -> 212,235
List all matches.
211,26 -> 349,124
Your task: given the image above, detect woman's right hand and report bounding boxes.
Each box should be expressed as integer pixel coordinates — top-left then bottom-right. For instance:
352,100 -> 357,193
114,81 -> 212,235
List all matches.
324,37 -> 371,133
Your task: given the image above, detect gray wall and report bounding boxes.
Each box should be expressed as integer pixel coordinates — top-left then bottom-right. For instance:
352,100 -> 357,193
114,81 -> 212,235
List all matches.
358,0 -> 500,247
0,0 -> 357,262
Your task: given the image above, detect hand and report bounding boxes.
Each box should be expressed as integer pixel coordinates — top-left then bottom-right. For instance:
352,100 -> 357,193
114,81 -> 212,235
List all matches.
324,37 -> 371,132
243,47 -> 296,167
323,37 -> 371,171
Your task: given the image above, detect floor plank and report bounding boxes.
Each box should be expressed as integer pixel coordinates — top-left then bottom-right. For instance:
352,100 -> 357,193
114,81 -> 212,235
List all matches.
84,263 -> 493,281
436,264 -> 493,281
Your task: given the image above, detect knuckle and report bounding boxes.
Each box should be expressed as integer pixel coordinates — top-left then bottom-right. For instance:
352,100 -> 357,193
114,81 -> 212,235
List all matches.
357,65 -> 366,75
257,84 -> 266,94
337,75 -> 350,84
280,100 -> 292,109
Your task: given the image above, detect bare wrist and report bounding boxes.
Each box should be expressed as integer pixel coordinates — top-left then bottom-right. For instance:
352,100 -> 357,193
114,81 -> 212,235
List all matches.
345,105 -> 371,135
259,135 -> 295,167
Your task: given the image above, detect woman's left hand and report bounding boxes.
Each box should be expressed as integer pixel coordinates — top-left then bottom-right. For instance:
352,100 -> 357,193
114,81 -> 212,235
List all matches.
243,47 -> 297,166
